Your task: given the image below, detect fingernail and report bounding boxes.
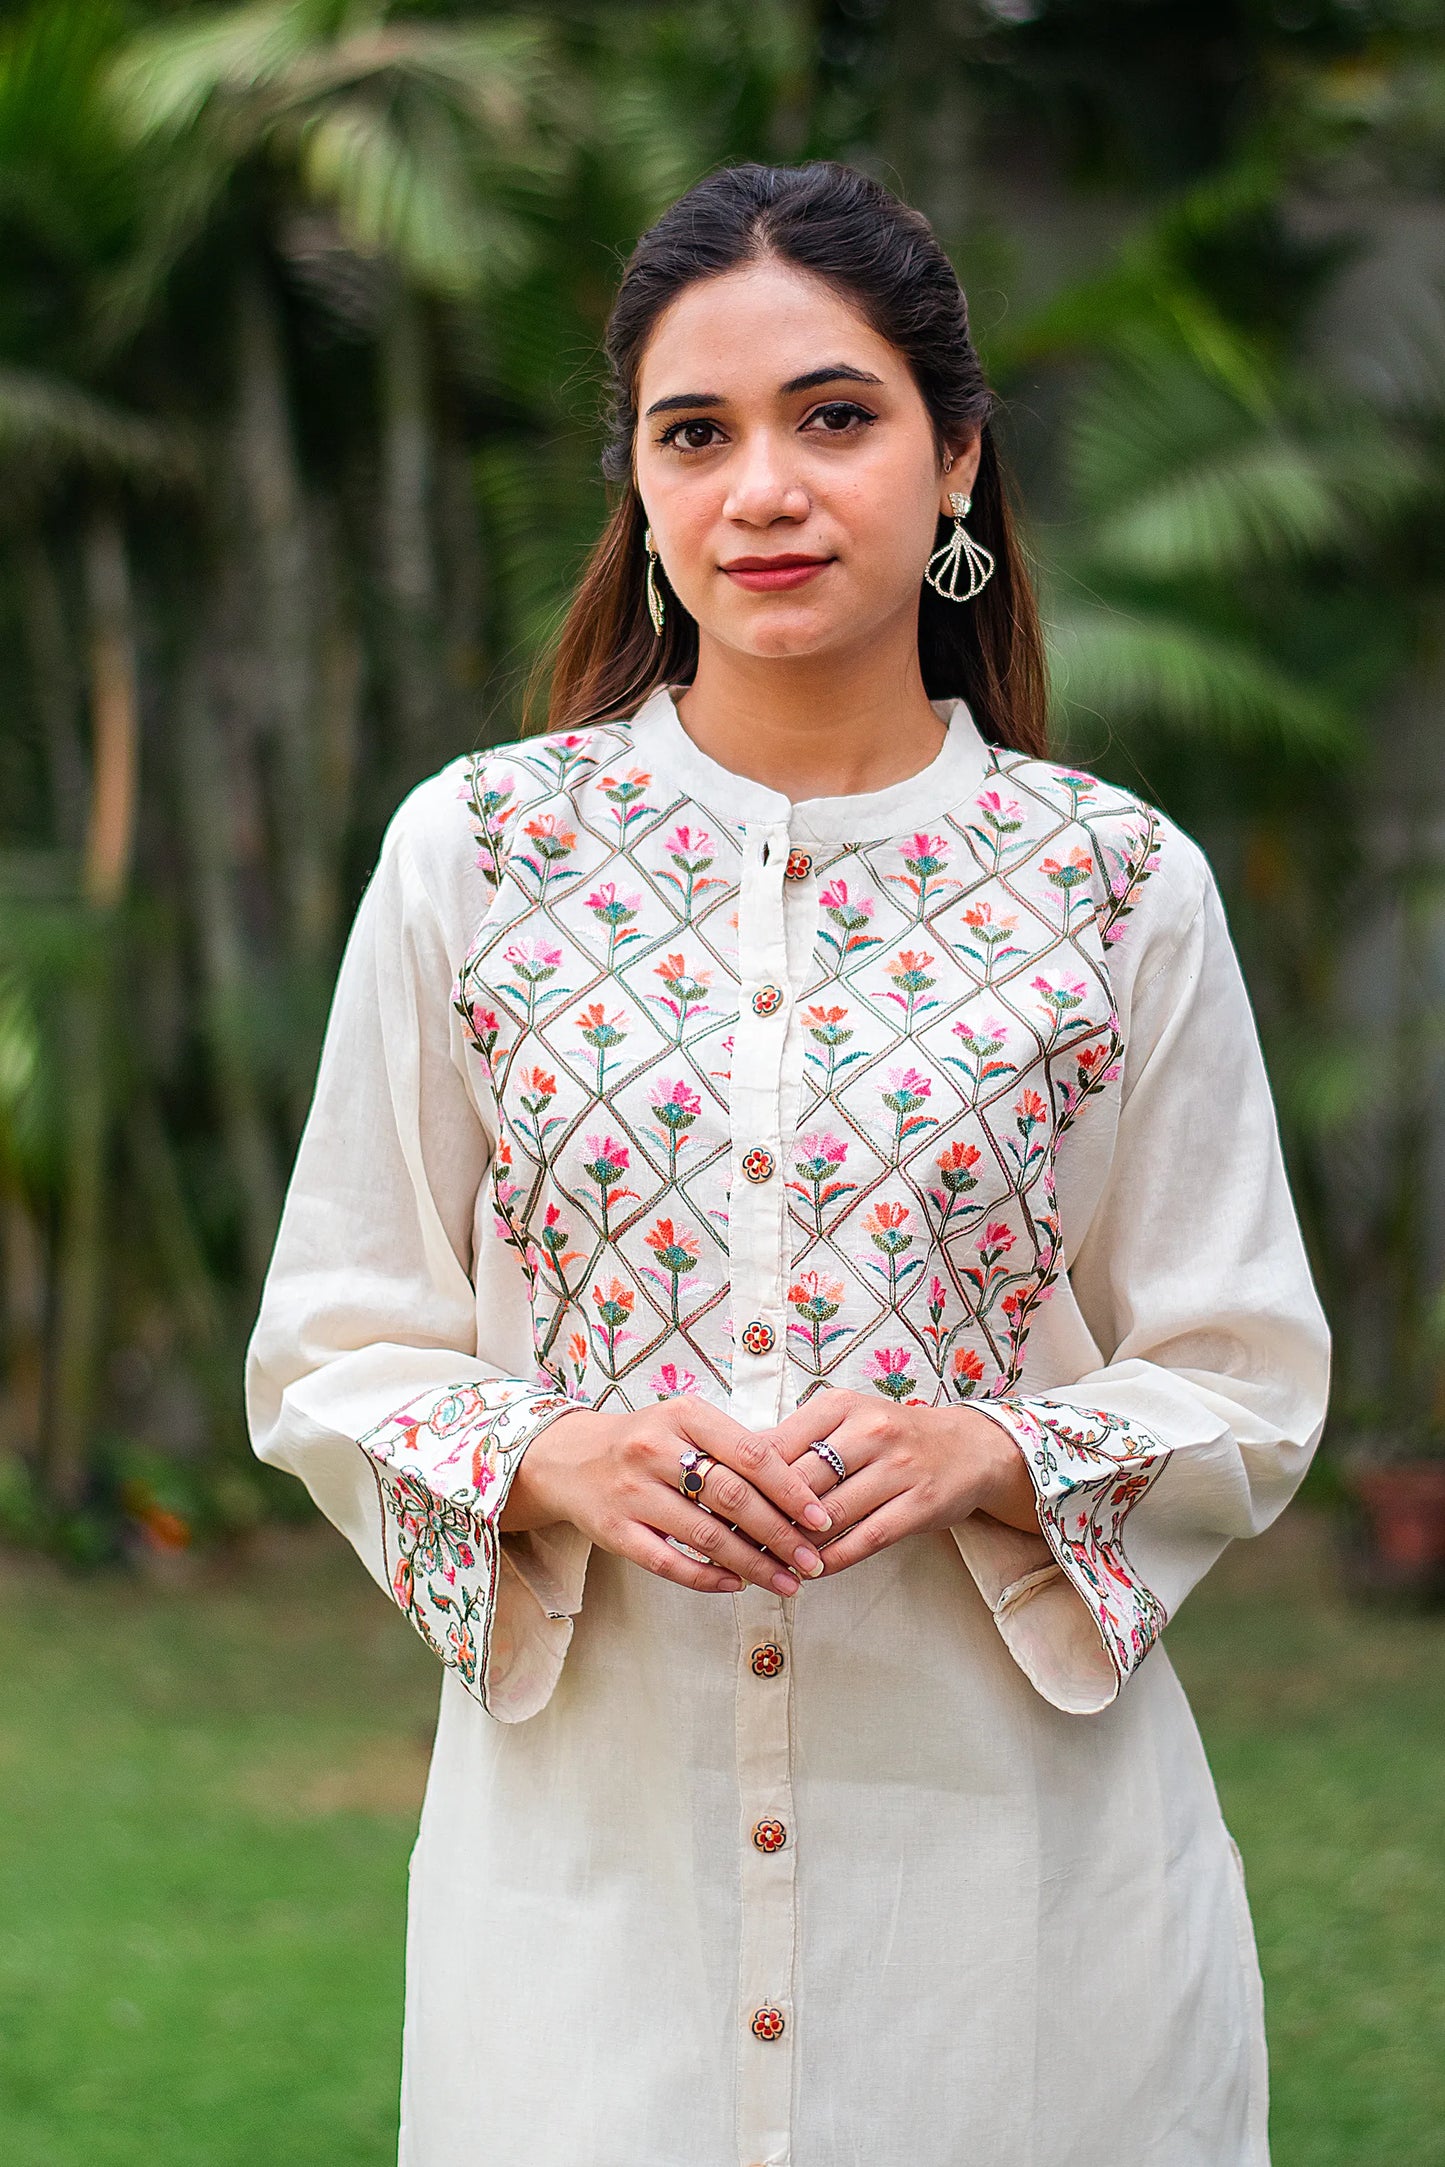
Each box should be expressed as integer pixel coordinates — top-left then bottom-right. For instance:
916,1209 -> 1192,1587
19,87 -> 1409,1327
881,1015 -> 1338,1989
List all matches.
718,1574 -> 743,1591
803,1501 -> 832,1531
771,1569 -> 800,1595
793,1546 -> 825,1578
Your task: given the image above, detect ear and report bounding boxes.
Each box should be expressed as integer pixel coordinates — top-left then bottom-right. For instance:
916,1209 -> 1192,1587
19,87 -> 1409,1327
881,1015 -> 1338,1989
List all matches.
939,432 -> 983,516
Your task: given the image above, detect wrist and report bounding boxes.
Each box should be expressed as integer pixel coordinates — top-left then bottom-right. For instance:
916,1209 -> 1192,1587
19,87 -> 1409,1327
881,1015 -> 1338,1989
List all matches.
961,1408 -> 1040,1533
499,1408 -> 597,1533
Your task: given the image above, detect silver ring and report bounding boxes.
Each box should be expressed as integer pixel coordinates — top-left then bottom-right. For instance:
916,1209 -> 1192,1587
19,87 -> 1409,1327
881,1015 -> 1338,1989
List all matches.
808,1440 -> 846,1482
678,1445 -> 715,1501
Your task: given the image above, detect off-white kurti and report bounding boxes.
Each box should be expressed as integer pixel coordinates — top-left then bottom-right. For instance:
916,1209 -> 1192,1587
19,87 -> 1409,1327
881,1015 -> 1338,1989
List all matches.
247,684 -> 1329,2167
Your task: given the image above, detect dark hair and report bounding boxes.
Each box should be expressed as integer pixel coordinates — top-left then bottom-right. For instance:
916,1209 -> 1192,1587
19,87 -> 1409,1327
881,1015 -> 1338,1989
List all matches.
541,160 -> 1048,758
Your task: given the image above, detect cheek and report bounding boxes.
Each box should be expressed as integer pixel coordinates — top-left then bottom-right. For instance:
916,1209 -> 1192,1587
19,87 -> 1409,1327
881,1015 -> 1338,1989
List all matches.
832,471 -> 938,595
642,471 -> 720,582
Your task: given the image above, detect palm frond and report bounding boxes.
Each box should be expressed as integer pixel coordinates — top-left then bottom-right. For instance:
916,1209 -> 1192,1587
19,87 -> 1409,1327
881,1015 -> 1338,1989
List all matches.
1067,343 -> 1252,509
295,98 -> 532,293
1088,436 -> 1425,579
1060,336 -> 1425,580
107,3 -> 316,139
108,3 -> 564,299
0,366 -> 193,489
1047,598 -> 1355,756
593,2 -> 807,219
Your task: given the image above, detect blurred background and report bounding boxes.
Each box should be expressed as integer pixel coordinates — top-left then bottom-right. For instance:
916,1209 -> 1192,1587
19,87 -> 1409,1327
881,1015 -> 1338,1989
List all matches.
0,2 -> 1442,2162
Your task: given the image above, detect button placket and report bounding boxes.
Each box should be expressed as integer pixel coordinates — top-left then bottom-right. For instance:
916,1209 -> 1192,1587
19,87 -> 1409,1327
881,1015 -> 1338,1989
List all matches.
730,821 -> 790,1425
730,819 -> 797,2167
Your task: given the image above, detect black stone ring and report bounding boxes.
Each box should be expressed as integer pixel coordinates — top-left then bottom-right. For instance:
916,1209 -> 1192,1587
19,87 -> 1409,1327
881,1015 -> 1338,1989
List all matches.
677,1446 -> 716,1501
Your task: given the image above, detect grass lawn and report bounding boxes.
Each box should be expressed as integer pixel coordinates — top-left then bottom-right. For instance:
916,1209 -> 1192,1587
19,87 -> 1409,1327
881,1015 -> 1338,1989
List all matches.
1,1511 -> 1442,2165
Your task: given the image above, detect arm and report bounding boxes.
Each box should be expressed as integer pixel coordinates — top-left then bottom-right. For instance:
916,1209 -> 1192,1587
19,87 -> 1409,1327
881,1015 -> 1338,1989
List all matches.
954,859 -> 1331,1712
246,789 -> 835,1720
245,803 -> 589,1723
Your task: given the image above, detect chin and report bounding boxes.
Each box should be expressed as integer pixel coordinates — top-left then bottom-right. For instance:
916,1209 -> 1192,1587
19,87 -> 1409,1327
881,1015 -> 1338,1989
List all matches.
717,606 -> 856,661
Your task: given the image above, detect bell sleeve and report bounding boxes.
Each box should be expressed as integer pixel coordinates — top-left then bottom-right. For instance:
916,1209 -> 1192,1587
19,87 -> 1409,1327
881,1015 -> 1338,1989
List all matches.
245,792 -> 591,1723
951,841 -> 1331,1714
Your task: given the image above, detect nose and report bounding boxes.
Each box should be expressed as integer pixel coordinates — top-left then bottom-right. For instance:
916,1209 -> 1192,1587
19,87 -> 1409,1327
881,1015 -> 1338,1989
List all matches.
721,428 -> 811,528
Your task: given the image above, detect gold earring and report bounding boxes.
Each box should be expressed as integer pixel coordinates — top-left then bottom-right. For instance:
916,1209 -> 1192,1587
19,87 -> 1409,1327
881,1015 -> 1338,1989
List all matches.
643,525 -> 665,637
924,491 -> 995,603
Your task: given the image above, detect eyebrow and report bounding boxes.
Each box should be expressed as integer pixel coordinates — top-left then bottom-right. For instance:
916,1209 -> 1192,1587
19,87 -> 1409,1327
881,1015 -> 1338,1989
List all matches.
643,364 -> 885,418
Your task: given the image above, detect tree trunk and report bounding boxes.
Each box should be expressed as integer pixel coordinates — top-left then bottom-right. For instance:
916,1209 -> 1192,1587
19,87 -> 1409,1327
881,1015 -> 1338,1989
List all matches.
44,504 -> 139,1508
0,1188 -> 46,1464
379,285 -> 446,776
173,626 -> 284,1296
234,260 -> 328,970
311,494 -> 364,931
16,533 -> 87,851
79,510 -> 138,910
435,399 -> 487,752
126,1087 -> 222,1354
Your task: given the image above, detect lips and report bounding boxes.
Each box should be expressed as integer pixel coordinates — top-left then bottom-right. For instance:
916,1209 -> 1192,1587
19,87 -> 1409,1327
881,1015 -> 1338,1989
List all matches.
727,550 -> 831,567
721,555 -> 832,592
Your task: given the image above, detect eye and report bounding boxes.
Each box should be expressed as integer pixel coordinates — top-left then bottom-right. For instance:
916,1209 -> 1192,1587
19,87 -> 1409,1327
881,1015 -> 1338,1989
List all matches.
656,418 -> 727,453
654,401 -> 876,452
804,400 -> 876,436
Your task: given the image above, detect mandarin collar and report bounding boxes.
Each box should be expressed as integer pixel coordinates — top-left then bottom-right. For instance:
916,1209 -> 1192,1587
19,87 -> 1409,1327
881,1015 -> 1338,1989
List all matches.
625,681 -> 995,847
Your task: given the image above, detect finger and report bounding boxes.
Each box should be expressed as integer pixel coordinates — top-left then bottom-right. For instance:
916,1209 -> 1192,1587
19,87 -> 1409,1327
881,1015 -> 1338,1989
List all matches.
667,1395 -> 756,1454
690,1459 -> 828,1580
760,1392 -> 854,1463
771,1402 -> 901,1485
653,1403 -> 830,1565
818,1492 -> 924,1574
801,1443 -> 855,1498
777,1443 -> 838,1499
814,1463 -> 904,1544
647,1494 -> 805,1596
627,1526 -> 745,1595
679,1401 -> 833,1534
774,1408 -> 883,1502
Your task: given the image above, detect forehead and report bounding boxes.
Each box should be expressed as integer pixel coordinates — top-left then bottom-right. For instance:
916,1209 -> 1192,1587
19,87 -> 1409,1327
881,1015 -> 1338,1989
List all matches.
635,259 -> 910,402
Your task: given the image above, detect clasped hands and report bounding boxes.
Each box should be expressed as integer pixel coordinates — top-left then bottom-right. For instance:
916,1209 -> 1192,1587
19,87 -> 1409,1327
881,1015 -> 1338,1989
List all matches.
499,1391 -> 1040,1598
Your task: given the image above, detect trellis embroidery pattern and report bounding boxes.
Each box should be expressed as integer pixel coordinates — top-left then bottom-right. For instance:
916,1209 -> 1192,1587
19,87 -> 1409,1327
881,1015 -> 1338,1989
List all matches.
358,720 -> 1176,1705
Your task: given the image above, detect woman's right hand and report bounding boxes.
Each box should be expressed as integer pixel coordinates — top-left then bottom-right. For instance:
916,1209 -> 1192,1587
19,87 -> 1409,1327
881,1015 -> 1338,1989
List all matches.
498,1398 -> 833,1596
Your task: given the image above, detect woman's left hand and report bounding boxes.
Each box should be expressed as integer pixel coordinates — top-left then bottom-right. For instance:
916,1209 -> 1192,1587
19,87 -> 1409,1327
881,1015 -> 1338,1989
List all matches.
758,1391 -> 1041,1574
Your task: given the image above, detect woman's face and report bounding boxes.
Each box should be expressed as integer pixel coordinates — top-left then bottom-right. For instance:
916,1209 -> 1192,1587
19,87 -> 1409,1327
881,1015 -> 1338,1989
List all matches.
632,257 -> 980,665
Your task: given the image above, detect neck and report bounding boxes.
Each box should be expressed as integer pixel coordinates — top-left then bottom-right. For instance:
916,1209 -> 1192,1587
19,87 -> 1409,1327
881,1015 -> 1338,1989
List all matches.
674,628 -> 948,801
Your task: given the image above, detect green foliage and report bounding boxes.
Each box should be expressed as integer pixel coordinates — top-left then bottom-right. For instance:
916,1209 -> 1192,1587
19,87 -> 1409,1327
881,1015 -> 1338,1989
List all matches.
0,0 -> 1439,1523
109,0 -> 568,297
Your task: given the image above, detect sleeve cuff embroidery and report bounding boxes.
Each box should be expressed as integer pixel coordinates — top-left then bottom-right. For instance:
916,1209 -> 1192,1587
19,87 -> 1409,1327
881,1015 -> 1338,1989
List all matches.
358,1379 -> 578,1713
979,1398 -> 1171,1691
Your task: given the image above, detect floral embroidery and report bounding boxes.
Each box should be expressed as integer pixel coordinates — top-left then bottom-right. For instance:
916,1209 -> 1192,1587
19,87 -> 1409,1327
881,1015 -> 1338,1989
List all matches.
360,1380 -> 572,1705
439,716 -> 1170,1691
977,1399 -> 1171,1681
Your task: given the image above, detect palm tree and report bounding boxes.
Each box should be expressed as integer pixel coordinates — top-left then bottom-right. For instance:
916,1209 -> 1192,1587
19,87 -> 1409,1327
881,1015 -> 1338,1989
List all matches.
108,0 -> 568,789
0,366 -> 194,1506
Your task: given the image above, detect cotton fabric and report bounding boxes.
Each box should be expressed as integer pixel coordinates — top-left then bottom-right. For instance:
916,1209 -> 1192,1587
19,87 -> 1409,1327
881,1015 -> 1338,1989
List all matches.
247,683 -> 1329,2167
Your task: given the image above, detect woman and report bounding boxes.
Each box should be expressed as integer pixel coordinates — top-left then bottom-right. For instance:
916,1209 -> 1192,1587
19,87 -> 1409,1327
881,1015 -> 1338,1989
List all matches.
248,162 -> 1329,2167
